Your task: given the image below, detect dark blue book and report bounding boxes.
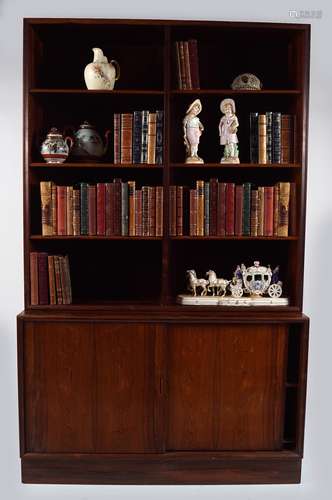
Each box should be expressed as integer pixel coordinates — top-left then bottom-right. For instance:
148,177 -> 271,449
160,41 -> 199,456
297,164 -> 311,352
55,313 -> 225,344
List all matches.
204,182 -> 210,236
249,112 -> 259,163
121,182 -> 129,236
141,110 -> 149,163
272,112 -> 281,163
266,111 -> 272,163
242,182 -> 251,236
155,110 -> 164,164
133,111 -> 142,164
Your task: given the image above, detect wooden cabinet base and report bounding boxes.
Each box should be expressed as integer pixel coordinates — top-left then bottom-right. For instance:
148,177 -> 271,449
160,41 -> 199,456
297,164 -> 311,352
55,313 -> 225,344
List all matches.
21,452 -> 301,484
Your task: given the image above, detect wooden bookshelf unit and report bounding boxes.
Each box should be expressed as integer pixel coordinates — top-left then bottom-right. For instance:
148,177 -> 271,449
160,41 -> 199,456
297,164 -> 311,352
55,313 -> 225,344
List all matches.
18,18 -> 310,484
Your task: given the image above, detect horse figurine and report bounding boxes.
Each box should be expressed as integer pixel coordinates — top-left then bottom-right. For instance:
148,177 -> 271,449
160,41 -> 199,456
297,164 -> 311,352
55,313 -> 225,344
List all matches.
206,270 -> 230,297
186,269 -> 209,296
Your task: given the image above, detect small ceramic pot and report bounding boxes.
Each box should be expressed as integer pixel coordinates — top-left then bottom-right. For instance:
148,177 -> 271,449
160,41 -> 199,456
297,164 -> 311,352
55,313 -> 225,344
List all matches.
40,128 -> 73,164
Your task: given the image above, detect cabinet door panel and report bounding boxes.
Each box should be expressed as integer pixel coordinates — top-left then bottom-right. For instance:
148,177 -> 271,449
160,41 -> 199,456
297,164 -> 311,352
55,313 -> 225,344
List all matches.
166,324 -> 287,451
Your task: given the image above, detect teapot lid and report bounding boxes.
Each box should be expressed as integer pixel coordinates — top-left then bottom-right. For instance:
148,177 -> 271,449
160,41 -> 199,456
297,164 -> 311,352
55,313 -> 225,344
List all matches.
79,121 -> 95,129
47,127 -> 62,137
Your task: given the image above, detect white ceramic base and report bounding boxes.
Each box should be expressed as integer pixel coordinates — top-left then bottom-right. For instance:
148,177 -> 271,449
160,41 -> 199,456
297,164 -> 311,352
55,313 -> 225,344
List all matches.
177,294 -> 289,306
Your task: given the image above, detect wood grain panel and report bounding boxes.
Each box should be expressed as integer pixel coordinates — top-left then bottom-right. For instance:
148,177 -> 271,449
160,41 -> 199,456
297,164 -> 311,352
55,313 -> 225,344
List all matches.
166,324 -> 287,450
24,321 -> 95,452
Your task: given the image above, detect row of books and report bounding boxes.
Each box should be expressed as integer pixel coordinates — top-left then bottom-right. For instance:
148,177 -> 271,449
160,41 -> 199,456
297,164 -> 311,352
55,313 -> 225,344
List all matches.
250,113 -> 295,164
169,181 -> 296,237
175,39 -> 200,89
30,252 -> 72,305
114,110 -> 163,164
40,181 -> 164,237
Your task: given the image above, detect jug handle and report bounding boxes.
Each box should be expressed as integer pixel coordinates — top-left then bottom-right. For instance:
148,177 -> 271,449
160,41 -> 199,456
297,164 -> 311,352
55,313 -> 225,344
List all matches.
65,136 -> 74,150
111,59 -> 120,81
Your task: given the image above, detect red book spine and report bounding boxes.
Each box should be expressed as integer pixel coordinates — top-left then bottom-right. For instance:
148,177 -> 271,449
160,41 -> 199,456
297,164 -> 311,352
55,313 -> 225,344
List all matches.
183,41 -> 192,89
97,183 -> 106,236
113,113 -> 121,164
225,183 -> 235,236
188,39 -> 200,89
176,186 -> 183,236
56,186 -> 67,235
113,179 -> 122,236
178,41 -> 187,90
217,182 -> 226,236
235,185 -> 244,236
189,189 -> 197,236
30,252 -> 39,305
264,186 -> 274,236
142,186 -> 150,236
38,252 -> 49,305
169,186 -> 177,236
135,189 -> 143,236
87,185 -> 96,235
105,183 -> 113,236
156,186 -> 163,237
209,178 -> 218,236
149,187 -> 156,236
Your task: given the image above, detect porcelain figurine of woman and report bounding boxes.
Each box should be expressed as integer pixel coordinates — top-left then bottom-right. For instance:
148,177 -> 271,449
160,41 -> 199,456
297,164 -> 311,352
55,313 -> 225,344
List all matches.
219,98 -> 240,163
183,99 -> 204,163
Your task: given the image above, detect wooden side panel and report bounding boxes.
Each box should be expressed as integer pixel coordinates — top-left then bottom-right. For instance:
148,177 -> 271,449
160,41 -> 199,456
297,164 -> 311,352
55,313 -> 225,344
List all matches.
94,323 -> 158,452
24,321 -> 95,452
166,323 -> 287,451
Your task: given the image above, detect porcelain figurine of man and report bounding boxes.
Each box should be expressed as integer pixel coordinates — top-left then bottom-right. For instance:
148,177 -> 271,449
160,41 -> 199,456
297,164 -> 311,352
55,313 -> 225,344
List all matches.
219,98 -> 240,163
183,99 -> 204,163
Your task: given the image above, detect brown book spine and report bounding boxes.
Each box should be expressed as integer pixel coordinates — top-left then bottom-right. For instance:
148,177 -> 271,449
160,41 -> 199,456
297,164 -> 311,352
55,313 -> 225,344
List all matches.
58,256 -> 68,305
189,189 -> 197,236
56,186 -> 67,235
142,186 -> 150,236
209,178 -> 218,236
135,189 -> 143,236
250,189 -> 259,237
66,186 -> 73,236
281,114 -> 294,163
72,188 -> 80,236
258,114 -> 267,164
225,183 -> 235,236
105,183 -> 113,236
120,113 -> 133,164
196,180 -> 204,236
147,112 -> 157,164
273,184 -> 280,236
156,186 -> 163,237
53,255 -> 63,305
264,186 -> 274,236
113,113 -> 121,164
176,186 -> 183,236
169,186 -> 177,236
30,252 -> 39,305
277,182 -> 290,237
235,185 -> 244,236
51,183 -> 57,235
175,42 -> 182,89
217,182 -> 226,236
97,183 -> 106,236
47,255 -> 57,305
178,41 -> 187,90
64,255 -> 72,304
113,178 -> 122,236
289,182 -> 297,236
38,252 -> 49,305
257,186 -> 265,236
188,39 -> 200,89
183,41 -> 192,89
87,185 -> 96,235
40,181 -> 53,236
128,180 -> 136,236
149,187 -> 156,237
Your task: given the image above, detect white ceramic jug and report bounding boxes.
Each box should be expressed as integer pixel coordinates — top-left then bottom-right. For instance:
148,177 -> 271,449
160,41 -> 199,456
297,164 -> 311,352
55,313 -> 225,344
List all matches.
84,48 -> 120,90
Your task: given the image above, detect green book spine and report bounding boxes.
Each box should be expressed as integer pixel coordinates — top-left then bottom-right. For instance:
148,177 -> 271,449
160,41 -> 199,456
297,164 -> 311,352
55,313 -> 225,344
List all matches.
242,182 -> 251,236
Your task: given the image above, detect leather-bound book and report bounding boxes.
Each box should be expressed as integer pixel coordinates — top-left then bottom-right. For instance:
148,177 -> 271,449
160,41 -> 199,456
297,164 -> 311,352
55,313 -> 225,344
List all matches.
169,185 -> 177,236
133,111 -> 142,164
178,41 -> 187,90
149,187 -> 156,236
277,182 -> 291,237
121,181 -> 129,236
120,113 -> 133,164
59,256 -> 68,305
56,185 -> 67,236
30,252 -> 39,305
51,183 -> 57,235
72,188 -> 80,236
175,42 -> 182,89
266,112 -> 272,163
40,181 -> 53,236
147,112 -> 157,164
281,114 -> 294,163
141,110 -> 149,163
204,182 -> 210,236
97,183 -> 106,236
105,183 -> 113,236
258,114 -> 267,164
113,178 -> 122,236
38,252 -> 49,305
53,255 -> 63,305
156,186 -> 163,237
64,255 -> 72,304
66,186 -> 73,236
289,182 -> 297,236
135,189 -> 143,236
250,189 -> 259,237
87,185 -> 96,235
225,183 -> 235,236
183,41 -> 192,89
272,112 -> 281,163
249,112 -> 259,163
155,110 -> 164,165
196,180 -> 204,236
142,186 -> 150,236
209,178 -> 218,236
47,255 -> 57,305
188,39 -> 200,89
189,189 -> 197,236
273,183 -> 280,236
257,186 -> 265,236
235,184 -> 244,236
128,181 -> 136,236
176,185 -> 183,236
264,186 -> 274,236
113,113 -> 121,164
80,182 -> 88,235
217,182 -> 227,236
242,182 -> 251,236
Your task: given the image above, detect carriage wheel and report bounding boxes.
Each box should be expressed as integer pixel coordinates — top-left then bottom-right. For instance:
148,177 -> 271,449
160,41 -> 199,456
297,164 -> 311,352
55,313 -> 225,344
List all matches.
232,287 -> 243,298
268,284 -> 282,298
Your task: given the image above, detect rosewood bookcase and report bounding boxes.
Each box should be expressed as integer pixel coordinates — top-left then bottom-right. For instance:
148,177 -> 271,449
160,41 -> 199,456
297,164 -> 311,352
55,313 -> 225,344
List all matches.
17,18 -> 310,484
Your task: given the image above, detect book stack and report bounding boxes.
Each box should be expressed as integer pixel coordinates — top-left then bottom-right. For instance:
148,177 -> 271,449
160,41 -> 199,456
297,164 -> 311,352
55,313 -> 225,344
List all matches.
113,110 -> 163,165
175,39 -> 200,89
30,252 -> 72,305
170,180 -> 296,237
250,112 -> 295,163
40,180 -> 163,237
